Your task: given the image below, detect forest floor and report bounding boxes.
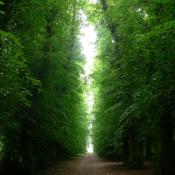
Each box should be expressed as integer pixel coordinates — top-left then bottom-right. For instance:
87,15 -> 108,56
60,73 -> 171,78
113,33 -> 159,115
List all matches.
37,154 -> 153,175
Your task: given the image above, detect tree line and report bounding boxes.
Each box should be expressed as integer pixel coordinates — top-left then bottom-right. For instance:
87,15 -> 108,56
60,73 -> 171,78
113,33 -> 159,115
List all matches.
0,0 -> 87,174
92,0 -> 175,175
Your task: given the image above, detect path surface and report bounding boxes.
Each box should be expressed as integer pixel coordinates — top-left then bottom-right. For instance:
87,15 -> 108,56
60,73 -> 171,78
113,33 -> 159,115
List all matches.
37,154 -> 153,175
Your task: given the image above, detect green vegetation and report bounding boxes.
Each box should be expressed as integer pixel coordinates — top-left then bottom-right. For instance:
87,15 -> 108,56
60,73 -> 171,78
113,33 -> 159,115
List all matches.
0,0 -> 175,175
0,0 -> 87,174
92,0 -> 175,174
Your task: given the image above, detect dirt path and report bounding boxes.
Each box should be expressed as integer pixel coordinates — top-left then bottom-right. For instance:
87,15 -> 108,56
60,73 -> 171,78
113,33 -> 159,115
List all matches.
37,154 -> 153,175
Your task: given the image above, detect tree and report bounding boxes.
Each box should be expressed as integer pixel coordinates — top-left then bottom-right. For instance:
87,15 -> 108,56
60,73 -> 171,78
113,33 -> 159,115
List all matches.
0,0 -> 88,174
92,0 -> 175,173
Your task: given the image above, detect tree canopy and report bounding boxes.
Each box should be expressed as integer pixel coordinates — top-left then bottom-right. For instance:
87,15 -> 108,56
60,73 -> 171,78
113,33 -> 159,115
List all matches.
0,0 -> 87,174
0,1 -> 175,175
92,0 -> 175,174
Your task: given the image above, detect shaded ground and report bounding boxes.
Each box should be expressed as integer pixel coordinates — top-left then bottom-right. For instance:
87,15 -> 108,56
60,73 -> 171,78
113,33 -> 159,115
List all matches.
37,154 -> 153,175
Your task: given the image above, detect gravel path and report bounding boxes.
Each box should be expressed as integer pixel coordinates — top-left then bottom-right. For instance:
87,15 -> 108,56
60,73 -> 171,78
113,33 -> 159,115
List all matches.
37,154 -> 153,175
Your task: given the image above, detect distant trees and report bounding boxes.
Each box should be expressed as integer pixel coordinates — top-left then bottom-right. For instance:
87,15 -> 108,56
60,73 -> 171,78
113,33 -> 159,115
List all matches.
0,0 -> 87,174
92,0 -> 175,174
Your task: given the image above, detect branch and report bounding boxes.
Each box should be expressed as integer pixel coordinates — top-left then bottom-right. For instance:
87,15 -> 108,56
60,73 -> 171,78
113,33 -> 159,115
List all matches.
100,0 -> 108,11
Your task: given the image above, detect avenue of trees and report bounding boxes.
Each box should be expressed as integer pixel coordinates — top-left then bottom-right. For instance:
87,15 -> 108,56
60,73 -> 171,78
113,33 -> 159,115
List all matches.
92,0 -> 175,175
0,0 -> 87,174
0,0 -> 175,175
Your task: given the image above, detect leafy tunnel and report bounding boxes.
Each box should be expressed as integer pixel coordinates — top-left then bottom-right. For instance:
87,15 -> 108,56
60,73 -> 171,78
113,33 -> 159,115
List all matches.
0,0 -> 175,175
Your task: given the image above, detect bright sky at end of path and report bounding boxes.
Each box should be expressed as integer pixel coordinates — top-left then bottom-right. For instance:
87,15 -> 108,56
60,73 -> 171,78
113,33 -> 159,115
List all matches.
79,7 -> 97,154
80,12 -> 97,77
89,0 -> 98,4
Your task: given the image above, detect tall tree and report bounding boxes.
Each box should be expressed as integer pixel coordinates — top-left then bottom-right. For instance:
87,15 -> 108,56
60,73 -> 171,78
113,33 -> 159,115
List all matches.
0,0 -> 87,174
92,0 -> 175,174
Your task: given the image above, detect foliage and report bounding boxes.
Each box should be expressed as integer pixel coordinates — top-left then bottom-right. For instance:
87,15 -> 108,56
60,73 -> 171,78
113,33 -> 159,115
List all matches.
0,0 -> 87,174
92,0 -> 175,173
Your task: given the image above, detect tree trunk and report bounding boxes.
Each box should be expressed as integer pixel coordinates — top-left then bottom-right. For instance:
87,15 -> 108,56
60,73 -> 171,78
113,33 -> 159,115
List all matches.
126,125 -> 144,169
122,135 -> 129,165
144,138 -> 152,160
99,0 -> 116,37
160,113 -> 175,175
37,6 -> 57,82
68,0 -> 76,61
